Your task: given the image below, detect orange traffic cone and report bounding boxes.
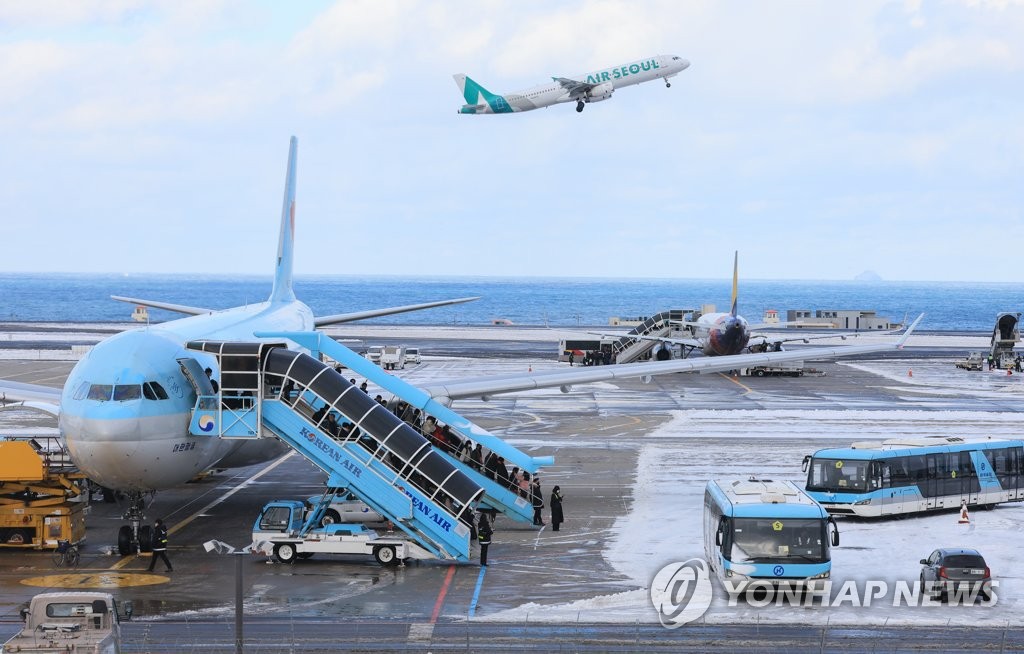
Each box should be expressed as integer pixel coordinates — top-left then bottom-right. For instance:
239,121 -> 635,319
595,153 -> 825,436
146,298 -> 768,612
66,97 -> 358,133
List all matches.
958,500 -> 970,524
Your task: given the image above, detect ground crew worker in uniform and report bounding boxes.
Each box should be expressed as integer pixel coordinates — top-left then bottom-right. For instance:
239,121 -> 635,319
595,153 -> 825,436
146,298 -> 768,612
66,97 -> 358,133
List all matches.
477,513 -> 493,566
147,518 -> 173,572
531,477 -> 545,526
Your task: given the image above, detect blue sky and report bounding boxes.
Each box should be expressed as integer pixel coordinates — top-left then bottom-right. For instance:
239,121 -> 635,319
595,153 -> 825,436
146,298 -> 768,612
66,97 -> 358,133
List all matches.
1,1 -> 1022,281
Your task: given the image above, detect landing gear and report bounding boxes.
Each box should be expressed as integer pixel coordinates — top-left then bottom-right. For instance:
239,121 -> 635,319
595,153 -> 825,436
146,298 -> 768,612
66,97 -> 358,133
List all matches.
665,80 -> 672,88
576,100 -> 585,113
117,526 -> 136,556
116,491 -> 148,555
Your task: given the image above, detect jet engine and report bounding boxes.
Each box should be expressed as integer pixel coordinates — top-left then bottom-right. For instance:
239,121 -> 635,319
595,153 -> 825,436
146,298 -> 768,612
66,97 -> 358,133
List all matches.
586,82 -> 614,102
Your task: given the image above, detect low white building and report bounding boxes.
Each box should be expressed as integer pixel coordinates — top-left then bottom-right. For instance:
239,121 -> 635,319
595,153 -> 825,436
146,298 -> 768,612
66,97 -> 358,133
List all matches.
786,309 -> 894,330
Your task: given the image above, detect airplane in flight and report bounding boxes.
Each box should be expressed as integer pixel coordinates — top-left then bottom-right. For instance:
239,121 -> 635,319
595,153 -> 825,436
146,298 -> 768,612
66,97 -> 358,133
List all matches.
587,253 -> 889,359
454,54 -> 690,114
0,139 -> 921,551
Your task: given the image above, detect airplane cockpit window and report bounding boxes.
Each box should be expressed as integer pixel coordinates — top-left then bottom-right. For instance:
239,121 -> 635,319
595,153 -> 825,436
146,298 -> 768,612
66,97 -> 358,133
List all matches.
143,382 -> 169,401
672,56 -> 681,60
113,385 -> 142,401
87,384 -> 114,401
72,381 -> 90,401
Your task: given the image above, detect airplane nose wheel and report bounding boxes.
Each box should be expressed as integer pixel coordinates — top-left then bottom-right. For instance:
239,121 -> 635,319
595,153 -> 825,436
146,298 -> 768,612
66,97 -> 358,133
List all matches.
665,81 -> 672,88
117,492 -> 152,555
576,100 -> 585,113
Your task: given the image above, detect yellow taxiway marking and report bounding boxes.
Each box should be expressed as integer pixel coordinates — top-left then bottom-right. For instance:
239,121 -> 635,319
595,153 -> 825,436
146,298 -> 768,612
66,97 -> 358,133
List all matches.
720,372 -> 754,393
22,572 -> 168,588
109,451 -> 295,571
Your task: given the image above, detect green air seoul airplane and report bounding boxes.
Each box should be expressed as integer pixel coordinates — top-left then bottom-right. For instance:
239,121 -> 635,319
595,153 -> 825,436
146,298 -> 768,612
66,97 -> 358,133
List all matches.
454,54 -> 689,114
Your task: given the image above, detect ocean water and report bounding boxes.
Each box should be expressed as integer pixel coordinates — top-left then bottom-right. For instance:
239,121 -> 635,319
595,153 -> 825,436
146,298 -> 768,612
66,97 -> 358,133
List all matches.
0,273 -> 1020,331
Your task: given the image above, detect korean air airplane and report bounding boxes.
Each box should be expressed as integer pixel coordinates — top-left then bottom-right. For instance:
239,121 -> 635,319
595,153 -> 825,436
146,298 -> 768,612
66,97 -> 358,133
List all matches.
454,54 -> 690,114
0,138 -> 921,553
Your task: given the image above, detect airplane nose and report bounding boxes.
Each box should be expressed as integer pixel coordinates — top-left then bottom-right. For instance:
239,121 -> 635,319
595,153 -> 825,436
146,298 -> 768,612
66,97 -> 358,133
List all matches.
680,59 -> 691,70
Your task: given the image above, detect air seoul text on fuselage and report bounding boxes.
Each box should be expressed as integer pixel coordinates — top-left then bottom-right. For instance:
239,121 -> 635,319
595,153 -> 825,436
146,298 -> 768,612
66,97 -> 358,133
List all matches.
586,59 -> 660,84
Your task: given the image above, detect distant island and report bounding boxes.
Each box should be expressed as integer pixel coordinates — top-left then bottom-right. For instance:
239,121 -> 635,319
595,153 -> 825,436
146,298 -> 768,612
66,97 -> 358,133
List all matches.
854,270 -> 882,281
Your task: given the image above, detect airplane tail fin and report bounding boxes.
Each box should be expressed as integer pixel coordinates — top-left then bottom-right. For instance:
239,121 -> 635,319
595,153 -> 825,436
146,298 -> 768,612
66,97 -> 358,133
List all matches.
729,251 -> 739,317
453,73 -> 501,112
269,136 -> 298,304
453,74 -> 493,104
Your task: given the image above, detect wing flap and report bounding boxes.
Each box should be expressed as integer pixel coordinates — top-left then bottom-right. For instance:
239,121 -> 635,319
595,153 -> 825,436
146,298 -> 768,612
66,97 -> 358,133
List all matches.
314,296 -> 480,327
553,76 -> 592,98
111,296 -> 211,317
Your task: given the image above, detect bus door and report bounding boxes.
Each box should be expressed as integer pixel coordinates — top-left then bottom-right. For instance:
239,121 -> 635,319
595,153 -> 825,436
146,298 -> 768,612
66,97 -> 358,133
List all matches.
923,454 -> 942,509
958,450 -> 979,504
1009,447 -> 1024,500
872,461 -> 902,515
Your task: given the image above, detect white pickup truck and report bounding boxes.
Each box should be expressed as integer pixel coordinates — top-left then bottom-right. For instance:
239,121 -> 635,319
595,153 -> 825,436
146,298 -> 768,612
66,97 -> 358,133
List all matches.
3,591 -> 132,654
365,345 -> 384,365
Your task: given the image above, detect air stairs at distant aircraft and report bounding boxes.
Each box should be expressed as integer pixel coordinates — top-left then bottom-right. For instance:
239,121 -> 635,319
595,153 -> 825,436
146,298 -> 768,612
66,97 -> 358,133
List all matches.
989,312 -> 1021,369
183,340 -> 484,562
256,331 -> 550,526
610,309 -> 689,364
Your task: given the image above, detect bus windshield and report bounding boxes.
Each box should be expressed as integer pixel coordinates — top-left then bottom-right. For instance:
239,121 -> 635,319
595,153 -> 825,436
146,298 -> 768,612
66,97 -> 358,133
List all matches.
730,518 -> 828,564
805,457 -> 870,493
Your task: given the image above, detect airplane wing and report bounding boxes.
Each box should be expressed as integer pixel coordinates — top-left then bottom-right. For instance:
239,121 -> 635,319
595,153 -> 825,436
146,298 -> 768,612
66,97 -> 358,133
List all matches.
424,314 -> 923,401
0,380 -> 62,416
749,331 -> 856,345
314,296 -> 481,327
553,77 -> 594,99
111,295 -> 211,316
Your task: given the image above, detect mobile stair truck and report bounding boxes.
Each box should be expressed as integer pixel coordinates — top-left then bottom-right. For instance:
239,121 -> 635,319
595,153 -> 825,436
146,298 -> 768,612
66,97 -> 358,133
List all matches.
2,591 -> 132,653
184,340 -> 491,565
184,337 -> 551,567
252,496 -> 433,565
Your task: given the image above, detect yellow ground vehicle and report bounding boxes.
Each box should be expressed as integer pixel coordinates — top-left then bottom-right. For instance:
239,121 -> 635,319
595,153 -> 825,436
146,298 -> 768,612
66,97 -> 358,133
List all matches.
0,437 -> 87,549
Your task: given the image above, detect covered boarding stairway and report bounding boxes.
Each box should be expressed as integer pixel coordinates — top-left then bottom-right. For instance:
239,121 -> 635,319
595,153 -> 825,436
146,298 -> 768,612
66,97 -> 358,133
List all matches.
990,312 -> 1021,369
183,340 -> 482,562
611,309 -> 690,364
255,331 -> 552,526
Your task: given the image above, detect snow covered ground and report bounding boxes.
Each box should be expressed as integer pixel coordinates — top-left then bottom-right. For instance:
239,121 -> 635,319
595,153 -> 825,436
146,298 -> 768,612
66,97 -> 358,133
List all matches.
482,359 -> 1024,627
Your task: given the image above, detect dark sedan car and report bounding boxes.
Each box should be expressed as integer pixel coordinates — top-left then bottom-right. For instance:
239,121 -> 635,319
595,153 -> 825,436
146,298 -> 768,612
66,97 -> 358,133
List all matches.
920,547 -> 992,602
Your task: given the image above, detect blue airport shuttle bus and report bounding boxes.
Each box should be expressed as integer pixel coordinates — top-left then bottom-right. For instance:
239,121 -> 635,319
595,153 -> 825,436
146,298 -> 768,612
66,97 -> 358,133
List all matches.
803,436 -> 1024,518
703,478 -> 839,590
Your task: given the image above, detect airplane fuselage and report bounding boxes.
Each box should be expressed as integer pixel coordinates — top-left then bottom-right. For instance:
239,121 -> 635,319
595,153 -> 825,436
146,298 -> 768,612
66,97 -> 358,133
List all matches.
694,313 -> 751,357
59,300 -> 313,491
458,54 -> 689,114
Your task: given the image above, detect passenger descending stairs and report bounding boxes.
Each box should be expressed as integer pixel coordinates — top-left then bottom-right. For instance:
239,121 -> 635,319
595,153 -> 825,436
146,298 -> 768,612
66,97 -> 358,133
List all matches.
257,331 -> 551,525
611,309 -> 689,364
184,341 -> 482,562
